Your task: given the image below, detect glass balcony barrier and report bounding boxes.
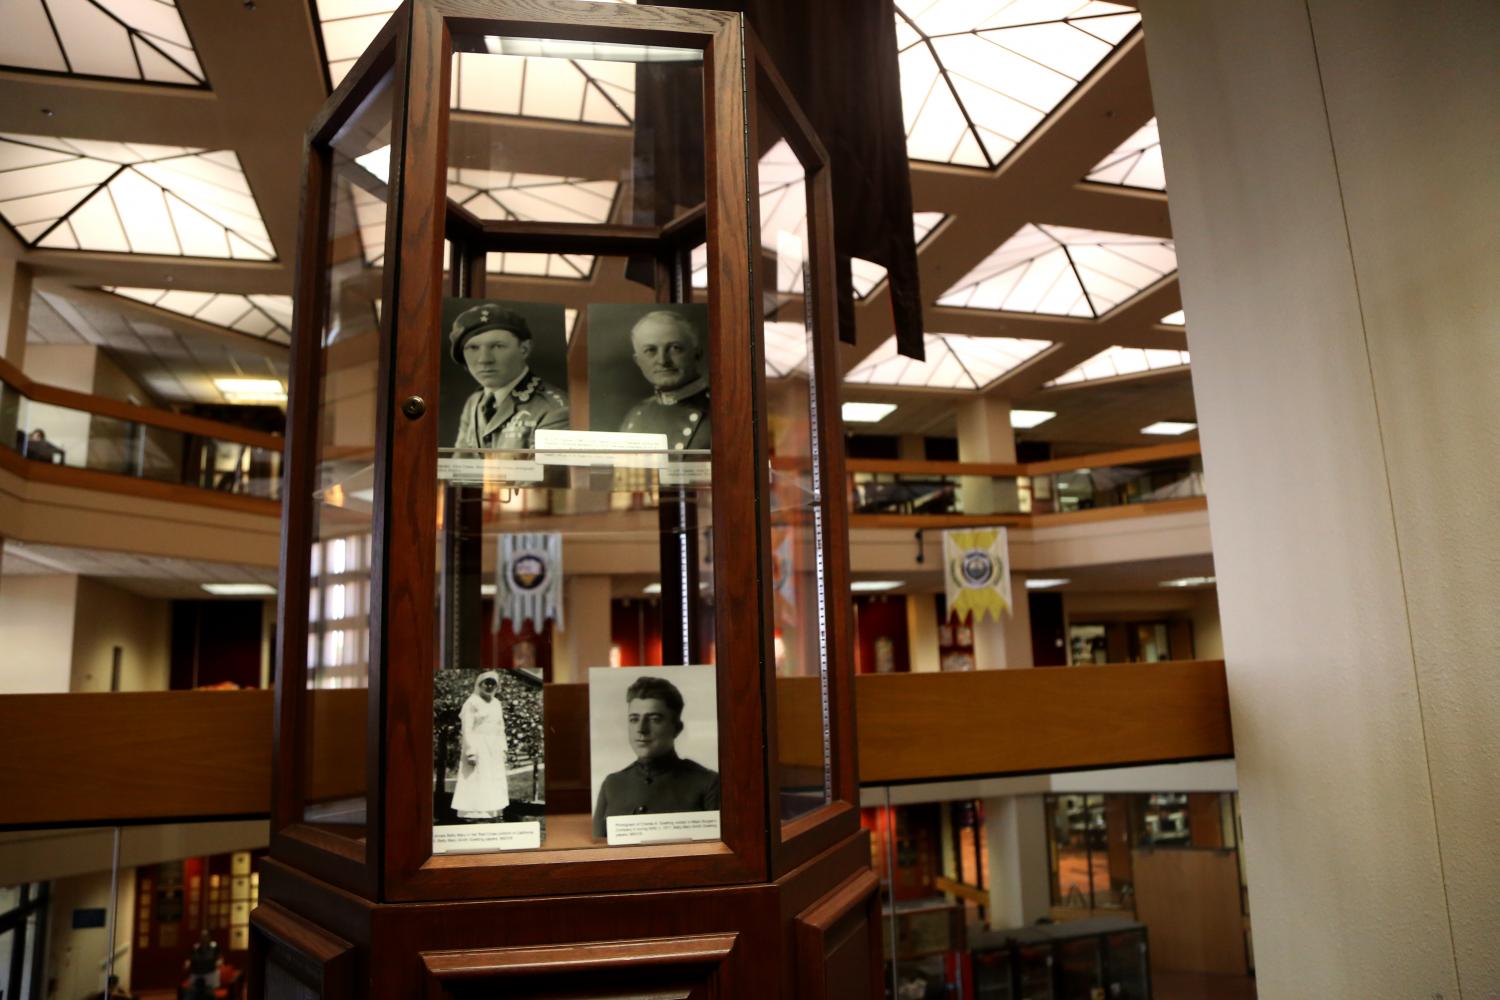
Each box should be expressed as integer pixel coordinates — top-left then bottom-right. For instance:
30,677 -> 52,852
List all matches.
847,448 -> 1205,520
0,368 -> 283,502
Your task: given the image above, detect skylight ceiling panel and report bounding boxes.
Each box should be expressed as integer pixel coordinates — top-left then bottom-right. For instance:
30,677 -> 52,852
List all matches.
925,347 -> 971,389
108,171 -> 176,254
937,33 -> 1076,114
68,191 -> 131,252
250,295 -> 294,329
193,295 -> 252,328
763,321 -> 810,378
156,289 -> 215,315
0,142 -> 80,173
0,3 -> 68,72
322,13 -> 390,72
951,335 -> 1051,386
2,189 -> 95,230
96,0 -> 193,51
453,53 -> 524,115
899,45 -> 984,167
0,157 -> 119,206
520,57 -> 590,120
1086,119 -> 1165,189
986,21 -> 1112,82
49,0 -> 142,80
165,196 -> 226,257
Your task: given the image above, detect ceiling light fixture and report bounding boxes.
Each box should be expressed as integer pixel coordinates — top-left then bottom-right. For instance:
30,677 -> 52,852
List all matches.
841,401 -> 897,424
202,583 -> 276,596
850,580 -> 903,592
1141,421 -> 1197,436
1161,576 -> 1216,588
214,377 -> 286,403
1025,578 -> 1070,590
1010,409 -> 1056,429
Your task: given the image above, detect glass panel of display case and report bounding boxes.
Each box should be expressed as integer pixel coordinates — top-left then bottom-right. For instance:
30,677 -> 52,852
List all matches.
299,68 -> 395,842
756,90 -> 832,825
1055,935 -> 1103,996
1103,930 -> 1150,1000
971,947 -> 1016,1000
429,36 -> 721,854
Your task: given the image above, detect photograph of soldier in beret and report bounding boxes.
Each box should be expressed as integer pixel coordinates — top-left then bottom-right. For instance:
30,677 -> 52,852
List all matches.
439,298 -> 570,451
587,303 -> 710,452
589,665 -> 720,842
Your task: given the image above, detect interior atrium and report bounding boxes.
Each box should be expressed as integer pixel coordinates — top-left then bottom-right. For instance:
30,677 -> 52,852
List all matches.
0,0 -> 1493,998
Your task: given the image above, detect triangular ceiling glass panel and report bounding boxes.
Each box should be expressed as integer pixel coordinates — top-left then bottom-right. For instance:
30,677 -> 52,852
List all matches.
895,0 -> 1140,168
0,135 -> 274,259
938,223 -> 1175,318
0,0 -> 206,85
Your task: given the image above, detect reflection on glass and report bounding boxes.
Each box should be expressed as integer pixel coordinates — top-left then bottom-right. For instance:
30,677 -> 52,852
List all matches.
758,114 -> 831,823
300,71 -> 395,839
425,37 -> 716,853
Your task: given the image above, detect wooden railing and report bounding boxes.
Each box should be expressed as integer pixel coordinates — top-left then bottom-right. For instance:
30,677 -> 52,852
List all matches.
846,440 -> 1205,529
0,661 -> 1232,828
0,357 -> 283,516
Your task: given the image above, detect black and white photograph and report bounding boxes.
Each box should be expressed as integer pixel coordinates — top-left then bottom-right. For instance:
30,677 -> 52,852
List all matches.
440,297 -> 570,451
586,303 -> 711,451
432,667 -> 545,853
588,665 -> 720,845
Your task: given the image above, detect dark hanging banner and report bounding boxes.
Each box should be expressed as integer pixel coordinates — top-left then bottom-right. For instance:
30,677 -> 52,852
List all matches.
637,0 -> 925,360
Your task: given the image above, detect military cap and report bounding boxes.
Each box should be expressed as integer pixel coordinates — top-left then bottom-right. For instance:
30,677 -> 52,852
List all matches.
449,304 -> 532,364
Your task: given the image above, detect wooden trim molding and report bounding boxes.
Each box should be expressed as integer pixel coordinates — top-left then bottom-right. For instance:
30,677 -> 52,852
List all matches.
0,446 -> 282,517
420,933 -> 738,999
794,869 -> 882,1000
249,899 -> 356,1000
0,663 -> 1232,829
845,440 -> 1200,479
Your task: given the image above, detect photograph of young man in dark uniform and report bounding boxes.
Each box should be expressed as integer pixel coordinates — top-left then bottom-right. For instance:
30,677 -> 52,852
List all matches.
592,675 -> 720,837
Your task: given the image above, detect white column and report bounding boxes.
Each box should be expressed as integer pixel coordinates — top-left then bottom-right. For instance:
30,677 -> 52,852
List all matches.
983,795 -> 1051,931
956,398 -> 1025,669
1141,1 -> 1499,996
552,576 -> 612,683
905,592 -> 941,674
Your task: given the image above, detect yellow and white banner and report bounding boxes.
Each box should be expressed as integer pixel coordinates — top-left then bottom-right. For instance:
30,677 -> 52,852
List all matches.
943,528 -> 1012,623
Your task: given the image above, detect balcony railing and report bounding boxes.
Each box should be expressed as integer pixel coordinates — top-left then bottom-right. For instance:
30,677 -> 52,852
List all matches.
847,441 -> 1205,525
0,357 -> 283,504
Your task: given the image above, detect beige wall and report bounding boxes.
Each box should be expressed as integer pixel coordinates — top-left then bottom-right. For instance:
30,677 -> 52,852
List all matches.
23,343 -> 97,393
69,577 -> 172,692
1143,0 -> 1499,995
44,866 -> 136,999
0,574 -> 79,693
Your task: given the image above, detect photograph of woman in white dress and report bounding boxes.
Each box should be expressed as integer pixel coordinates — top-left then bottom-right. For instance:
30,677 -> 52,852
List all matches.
450,670 -> 510,820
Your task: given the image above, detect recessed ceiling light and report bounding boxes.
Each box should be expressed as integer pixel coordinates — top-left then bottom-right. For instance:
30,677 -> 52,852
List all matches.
1141,421 -> 1197,436
643,582 -> 662,595
850,580 -> 902,592
214,377 -> 286,403
1161,576 -> 1216,588
202,583 -> 276,596
1025,578 -> 1070,590
842,401 -> 897,424
1010,409 -> 1056,429
480,583 -> 496,597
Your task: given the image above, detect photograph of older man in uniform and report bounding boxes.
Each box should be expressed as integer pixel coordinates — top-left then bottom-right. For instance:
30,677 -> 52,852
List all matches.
587,303 -> 710,452
439,298 -> 570,450
589,666 -> 719,840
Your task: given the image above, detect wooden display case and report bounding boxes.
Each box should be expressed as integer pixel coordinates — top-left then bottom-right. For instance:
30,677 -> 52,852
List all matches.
252,0 -> 875,996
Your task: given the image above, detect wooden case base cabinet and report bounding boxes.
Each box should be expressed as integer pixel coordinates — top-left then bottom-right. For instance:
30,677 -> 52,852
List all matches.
250,830 -> 880,999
